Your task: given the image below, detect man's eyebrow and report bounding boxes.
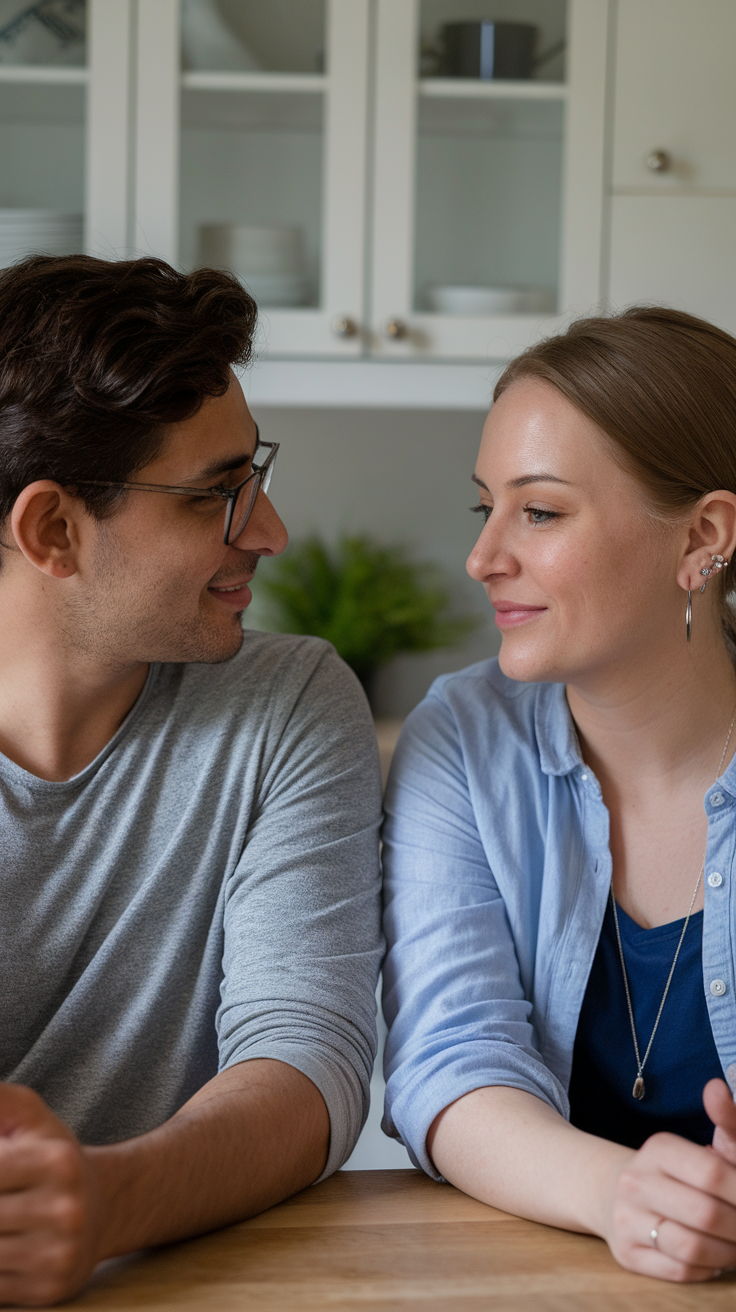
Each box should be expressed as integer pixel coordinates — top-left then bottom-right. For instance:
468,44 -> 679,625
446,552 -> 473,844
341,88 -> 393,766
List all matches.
190,450 -> 254,483
470,472 -> 573,491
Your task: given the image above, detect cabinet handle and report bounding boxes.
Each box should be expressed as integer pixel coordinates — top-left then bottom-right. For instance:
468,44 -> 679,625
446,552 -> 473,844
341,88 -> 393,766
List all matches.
382,318 -> 409,340
331,315 -> 358,338
645,149 -> 671,174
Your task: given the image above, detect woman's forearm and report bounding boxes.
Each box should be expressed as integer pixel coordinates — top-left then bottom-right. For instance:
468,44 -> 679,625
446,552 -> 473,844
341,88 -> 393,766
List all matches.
428,1085 -> 632,1236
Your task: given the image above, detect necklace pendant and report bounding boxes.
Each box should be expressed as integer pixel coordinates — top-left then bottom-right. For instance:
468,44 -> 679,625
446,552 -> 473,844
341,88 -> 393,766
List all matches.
633,1076 -> 645,1100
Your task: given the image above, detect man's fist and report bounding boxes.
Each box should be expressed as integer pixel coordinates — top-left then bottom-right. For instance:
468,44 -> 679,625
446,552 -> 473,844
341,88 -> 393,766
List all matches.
0,1084 -> 99,1306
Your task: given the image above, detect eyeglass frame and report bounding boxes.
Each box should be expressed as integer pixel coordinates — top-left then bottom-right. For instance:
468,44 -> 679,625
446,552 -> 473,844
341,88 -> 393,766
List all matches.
71,429 -> 279,546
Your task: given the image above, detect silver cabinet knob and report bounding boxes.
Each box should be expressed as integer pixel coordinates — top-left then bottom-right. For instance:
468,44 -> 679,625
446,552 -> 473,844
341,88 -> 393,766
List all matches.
646,149 -> 671,173
331,315 -> 358,338
382,318 -> 408,340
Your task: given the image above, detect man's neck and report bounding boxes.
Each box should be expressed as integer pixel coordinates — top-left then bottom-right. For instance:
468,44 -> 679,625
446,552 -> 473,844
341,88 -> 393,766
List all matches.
0,584 -> 148,782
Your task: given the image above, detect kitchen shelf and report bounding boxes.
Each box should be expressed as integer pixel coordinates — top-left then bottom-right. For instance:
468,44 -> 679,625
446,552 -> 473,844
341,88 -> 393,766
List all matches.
0,65 -> 87,84
240,357 -> 502,410
181,71 -> 327,95
419,78 -> 567,100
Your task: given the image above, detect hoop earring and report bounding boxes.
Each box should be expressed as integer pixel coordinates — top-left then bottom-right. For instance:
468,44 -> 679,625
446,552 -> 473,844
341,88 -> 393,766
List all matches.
686,590 -> 692,643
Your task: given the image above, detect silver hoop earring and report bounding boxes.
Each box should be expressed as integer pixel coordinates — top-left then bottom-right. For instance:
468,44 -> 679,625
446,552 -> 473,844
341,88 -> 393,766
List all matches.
686,590 -> 692,643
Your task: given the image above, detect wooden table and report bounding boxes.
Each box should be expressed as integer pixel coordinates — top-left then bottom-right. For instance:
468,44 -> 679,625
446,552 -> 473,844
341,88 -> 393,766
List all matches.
70,1169 -> 736,1311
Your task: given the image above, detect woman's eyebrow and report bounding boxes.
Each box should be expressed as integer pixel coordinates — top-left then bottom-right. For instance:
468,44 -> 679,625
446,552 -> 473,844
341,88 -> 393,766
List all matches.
507,474 -> 573,489
471,472 -> 573,491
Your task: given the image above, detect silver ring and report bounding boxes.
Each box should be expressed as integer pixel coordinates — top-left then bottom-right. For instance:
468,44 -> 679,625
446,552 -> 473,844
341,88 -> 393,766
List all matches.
650,1226 -> 659,1249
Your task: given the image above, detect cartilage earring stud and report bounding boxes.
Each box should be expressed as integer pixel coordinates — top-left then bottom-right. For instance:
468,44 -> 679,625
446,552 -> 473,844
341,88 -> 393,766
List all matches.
701,567 -> 713,576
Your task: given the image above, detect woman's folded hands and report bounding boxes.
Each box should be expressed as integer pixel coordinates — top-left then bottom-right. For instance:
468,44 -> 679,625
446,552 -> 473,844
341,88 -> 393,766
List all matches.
604,1078 -> 736,1282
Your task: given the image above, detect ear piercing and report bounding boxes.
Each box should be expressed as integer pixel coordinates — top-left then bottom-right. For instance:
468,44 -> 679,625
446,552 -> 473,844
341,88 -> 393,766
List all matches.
700,554 -> 729,578
688,556 -> 730,640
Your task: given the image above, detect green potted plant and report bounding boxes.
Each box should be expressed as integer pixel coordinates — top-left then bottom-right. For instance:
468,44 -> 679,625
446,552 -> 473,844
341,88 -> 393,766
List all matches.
257,534 -> 478,706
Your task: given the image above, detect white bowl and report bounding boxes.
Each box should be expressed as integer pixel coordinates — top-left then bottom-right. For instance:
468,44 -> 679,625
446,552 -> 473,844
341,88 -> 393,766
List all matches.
239,272 -> 310,307
198,224 -> 306,277
426,284 -> 556,316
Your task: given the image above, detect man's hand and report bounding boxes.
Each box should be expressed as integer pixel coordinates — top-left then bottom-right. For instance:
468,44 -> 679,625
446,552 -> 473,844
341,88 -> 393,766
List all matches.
0,1084 -> 100,1306
0,1061 -> 328,1306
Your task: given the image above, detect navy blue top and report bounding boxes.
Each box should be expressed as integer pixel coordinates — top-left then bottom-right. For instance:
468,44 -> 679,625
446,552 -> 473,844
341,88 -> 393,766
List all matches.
569,900 -> 724,1148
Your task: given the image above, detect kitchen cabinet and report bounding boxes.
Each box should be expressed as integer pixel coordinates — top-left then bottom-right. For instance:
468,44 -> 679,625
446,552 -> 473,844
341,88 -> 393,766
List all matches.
607,0 -> 736,334
1,0 -> 733,405
125,0 -> 607,367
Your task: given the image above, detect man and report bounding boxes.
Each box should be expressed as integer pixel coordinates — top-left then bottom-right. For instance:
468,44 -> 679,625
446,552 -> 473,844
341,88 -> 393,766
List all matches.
0,255 -> 382,1304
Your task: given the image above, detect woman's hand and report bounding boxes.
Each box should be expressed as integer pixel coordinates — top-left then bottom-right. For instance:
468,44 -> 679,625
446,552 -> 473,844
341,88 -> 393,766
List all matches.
603,1078 -> 736,1281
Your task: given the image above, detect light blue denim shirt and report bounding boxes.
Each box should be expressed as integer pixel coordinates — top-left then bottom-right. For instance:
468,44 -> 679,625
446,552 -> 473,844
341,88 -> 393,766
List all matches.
381,657 -> 736,1178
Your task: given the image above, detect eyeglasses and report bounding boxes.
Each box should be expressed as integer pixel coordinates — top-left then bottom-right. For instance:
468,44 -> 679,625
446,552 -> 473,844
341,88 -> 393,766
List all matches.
73,431 -> 279,546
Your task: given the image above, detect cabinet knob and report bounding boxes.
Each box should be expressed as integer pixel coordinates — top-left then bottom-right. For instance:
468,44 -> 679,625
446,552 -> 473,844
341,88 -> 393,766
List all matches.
382,318 -> 409,340
645,149 -> 671,174
331,315 -> 358,338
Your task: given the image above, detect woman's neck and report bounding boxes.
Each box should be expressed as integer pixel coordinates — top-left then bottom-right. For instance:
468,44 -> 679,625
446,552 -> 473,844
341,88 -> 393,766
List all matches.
566,631 -> 736,791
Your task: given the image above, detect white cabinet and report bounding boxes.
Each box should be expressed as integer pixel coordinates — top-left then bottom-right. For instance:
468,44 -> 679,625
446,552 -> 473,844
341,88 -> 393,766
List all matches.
87,0 -> 371,360
369,0 -> 607,360
93,0 -> 609,372
2,0 -> 734,403
607,0 -> 736,334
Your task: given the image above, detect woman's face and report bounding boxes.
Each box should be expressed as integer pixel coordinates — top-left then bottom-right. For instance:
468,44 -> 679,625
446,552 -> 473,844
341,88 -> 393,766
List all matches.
467,378 -> 683,688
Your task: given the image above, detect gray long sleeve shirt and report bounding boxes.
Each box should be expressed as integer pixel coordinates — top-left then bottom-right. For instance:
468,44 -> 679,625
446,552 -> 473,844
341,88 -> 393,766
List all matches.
0,632 -> 383,1177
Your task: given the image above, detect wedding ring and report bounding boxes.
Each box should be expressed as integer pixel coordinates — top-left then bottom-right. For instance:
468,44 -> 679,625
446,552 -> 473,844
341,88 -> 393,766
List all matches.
650,1224 -> 661,1249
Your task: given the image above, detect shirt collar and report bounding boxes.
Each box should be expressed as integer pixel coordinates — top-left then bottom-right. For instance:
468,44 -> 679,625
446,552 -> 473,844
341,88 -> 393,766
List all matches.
533,683 -> 736,793
534,681 -> 585,777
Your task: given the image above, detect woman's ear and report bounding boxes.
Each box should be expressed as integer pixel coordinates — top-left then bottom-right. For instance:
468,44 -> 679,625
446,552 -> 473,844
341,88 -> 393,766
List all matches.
676,491 -> 736,594
9,481 -> 82,578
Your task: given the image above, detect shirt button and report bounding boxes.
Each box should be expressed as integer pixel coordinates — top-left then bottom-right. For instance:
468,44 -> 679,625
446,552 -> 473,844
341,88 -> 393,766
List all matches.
710,979 -> 727,997
580,773 -> 588,781
711,791 -> 726,807
708,872 -> 724,888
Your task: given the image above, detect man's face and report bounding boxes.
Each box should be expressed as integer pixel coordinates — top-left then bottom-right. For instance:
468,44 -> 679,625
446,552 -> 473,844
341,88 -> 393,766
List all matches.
64,373 -> 288,667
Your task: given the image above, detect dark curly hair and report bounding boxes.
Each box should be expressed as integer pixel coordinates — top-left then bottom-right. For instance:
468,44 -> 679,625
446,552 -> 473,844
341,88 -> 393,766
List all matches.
0,254 -> 258,526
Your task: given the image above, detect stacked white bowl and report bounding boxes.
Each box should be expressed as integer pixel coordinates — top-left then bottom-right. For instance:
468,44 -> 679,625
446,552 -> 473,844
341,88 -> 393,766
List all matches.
426,285 -> 556,316
0,210 -> 84,269
198,224 -> 309,306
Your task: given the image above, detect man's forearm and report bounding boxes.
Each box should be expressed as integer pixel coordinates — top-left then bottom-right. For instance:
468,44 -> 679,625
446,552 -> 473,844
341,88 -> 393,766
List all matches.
85,1059 -> 330,1261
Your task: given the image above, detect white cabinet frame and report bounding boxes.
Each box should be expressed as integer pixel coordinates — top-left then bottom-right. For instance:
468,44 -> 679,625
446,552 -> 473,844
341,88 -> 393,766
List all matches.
369,0 -> 609,360
105,0 -> 372,358
85,0 -> 134,257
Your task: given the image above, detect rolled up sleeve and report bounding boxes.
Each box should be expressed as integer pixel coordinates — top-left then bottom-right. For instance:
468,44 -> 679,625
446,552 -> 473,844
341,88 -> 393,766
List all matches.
217,646 -> 383,1179
381,688 -> 567,1179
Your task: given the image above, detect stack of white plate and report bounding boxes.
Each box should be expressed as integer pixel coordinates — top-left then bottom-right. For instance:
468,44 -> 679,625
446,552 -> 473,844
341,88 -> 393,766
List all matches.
198,224 -> 309,307
0,210 -> 84,270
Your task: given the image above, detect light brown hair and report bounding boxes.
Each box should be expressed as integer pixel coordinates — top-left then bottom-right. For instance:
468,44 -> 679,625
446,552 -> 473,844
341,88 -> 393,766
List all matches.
494,305 -> 736,650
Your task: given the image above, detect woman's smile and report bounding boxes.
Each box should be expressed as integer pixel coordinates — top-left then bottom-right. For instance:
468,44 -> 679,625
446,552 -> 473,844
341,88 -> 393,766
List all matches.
492,600 -> 548,628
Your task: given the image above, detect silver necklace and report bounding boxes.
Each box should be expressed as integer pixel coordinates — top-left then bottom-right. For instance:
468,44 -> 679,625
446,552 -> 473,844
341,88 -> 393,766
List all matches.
611,710 -> 736,1101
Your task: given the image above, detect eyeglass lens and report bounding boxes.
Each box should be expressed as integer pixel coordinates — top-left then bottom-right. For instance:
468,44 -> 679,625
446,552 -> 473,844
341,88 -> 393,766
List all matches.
225,458 -> 275,545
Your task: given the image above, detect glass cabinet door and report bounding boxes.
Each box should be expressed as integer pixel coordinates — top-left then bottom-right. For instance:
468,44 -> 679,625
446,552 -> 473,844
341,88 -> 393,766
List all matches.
0,0 -> 87,271
132,0 -> 369,359
370,0 -> 585,360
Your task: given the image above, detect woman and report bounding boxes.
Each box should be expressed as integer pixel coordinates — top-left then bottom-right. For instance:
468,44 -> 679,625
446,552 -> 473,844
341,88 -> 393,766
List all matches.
382,306 -> 736,1283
